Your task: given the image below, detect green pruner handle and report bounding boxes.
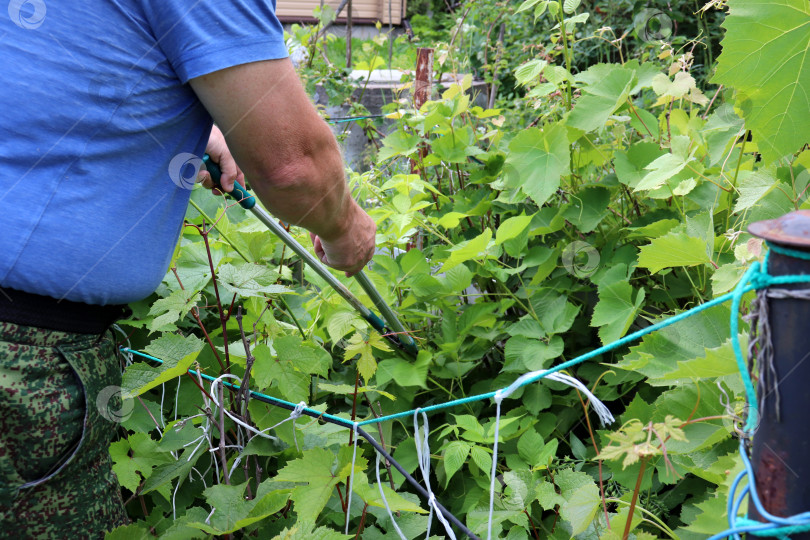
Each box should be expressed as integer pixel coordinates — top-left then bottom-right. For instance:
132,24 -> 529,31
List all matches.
203,154 -> 256,209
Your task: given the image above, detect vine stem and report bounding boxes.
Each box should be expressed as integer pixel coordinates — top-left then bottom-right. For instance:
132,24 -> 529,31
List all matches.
575,389 -> 610,529
344,368 -> 363,517
366,396 -> 397,496
171,266 -> 227,373
557,0 -> 574,110
217,383 -> 231,485
354,503 -> 369,538
197,219 -> 231,373
623,457 -> 647,540
523,509 -> 541,539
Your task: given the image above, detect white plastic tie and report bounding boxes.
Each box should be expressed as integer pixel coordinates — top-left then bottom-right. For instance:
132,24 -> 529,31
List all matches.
499,370 -> 614,426
487,391 -> 504,540
344,423 -> 360,535
375,449 -> 407,539
414,409 -> 456,540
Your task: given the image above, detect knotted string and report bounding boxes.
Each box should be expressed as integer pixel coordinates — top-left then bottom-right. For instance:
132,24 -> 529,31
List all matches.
415,409 -> 457,539
345,423 -> 360,535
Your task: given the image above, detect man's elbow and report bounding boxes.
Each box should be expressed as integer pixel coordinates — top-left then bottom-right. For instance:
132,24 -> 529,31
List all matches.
250,134 -> 344,191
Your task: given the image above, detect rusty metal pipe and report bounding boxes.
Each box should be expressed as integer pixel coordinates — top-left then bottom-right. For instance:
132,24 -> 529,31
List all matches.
748,210 -> 810,535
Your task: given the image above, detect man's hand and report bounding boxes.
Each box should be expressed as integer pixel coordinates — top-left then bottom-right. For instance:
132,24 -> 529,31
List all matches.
311,201 -> 376,277
197,124 -> 245,194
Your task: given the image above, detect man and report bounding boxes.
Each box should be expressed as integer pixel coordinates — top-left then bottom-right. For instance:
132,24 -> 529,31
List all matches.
0,0 -> 376,536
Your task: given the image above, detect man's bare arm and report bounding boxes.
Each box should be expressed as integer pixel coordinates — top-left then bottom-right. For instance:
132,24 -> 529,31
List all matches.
189,58 -> 375,276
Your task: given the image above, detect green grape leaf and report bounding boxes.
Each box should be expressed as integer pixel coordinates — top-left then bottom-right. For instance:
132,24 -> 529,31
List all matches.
560,186 -> 610,233
106,523 -> 152,540
591,281 -> 646,345
275,448 -> 343,523
637,231 -> 712,273
504,124 -> 571,206
652,72 -> 697,99
350,476 -> 427,514
713,0 -> 810,163
712,262 -> 746,295
679,495 -> 734,535
495,213 -> 534,245
217,263 -> 291,298
566,67 -> 636,132
614,142 -> 667,189
109,433 -> 174,493
271,526 -> 350,540
140,448 -> 202,494
615,305 -> 731,382
560,483 -> 601,535
702,103 -> 745,166
734,166 -> 782,213
187,482 -> 290,534
122,334 -> 204,398
375,355 -> 429,388
343,332 -> 390,382
439,228 -> 493,272
635,136 -> 694,192
147,288 -> 200,332
432,125 -> 474,163
658,338 -> 743,383
326,309 -> 362,343
275,335 -> 331,378
253,336 -> 330,402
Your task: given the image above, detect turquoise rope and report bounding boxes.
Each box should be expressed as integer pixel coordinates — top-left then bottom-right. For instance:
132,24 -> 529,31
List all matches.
730,262 -> 762,435
326,115 -> 384,125
122,349 -> 355,429
359,287 -> 746,426
736,518 -> 810,537
767,243 -> 810,261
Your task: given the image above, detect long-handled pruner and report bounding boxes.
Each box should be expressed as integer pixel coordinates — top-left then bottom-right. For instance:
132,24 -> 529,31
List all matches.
202,155 -> 418,358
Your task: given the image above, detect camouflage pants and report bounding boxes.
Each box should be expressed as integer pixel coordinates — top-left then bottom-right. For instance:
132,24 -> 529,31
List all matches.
0,321 -> 128,538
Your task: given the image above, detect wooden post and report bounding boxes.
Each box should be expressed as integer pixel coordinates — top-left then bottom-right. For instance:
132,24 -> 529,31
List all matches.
345,0 -> 353,69
408,48 -> 434,251
413,47 -> 434,111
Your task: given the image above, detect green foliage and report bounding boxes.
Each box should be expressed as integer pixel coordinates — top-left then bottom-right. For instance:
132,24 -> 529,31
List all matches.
713,0 -> 810,163
110,1 -> 810,538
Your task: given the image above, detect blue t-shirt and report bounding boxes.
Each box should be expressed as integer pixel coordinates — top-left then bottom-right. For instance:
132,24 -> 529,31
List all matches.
0,0 -> 288,305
